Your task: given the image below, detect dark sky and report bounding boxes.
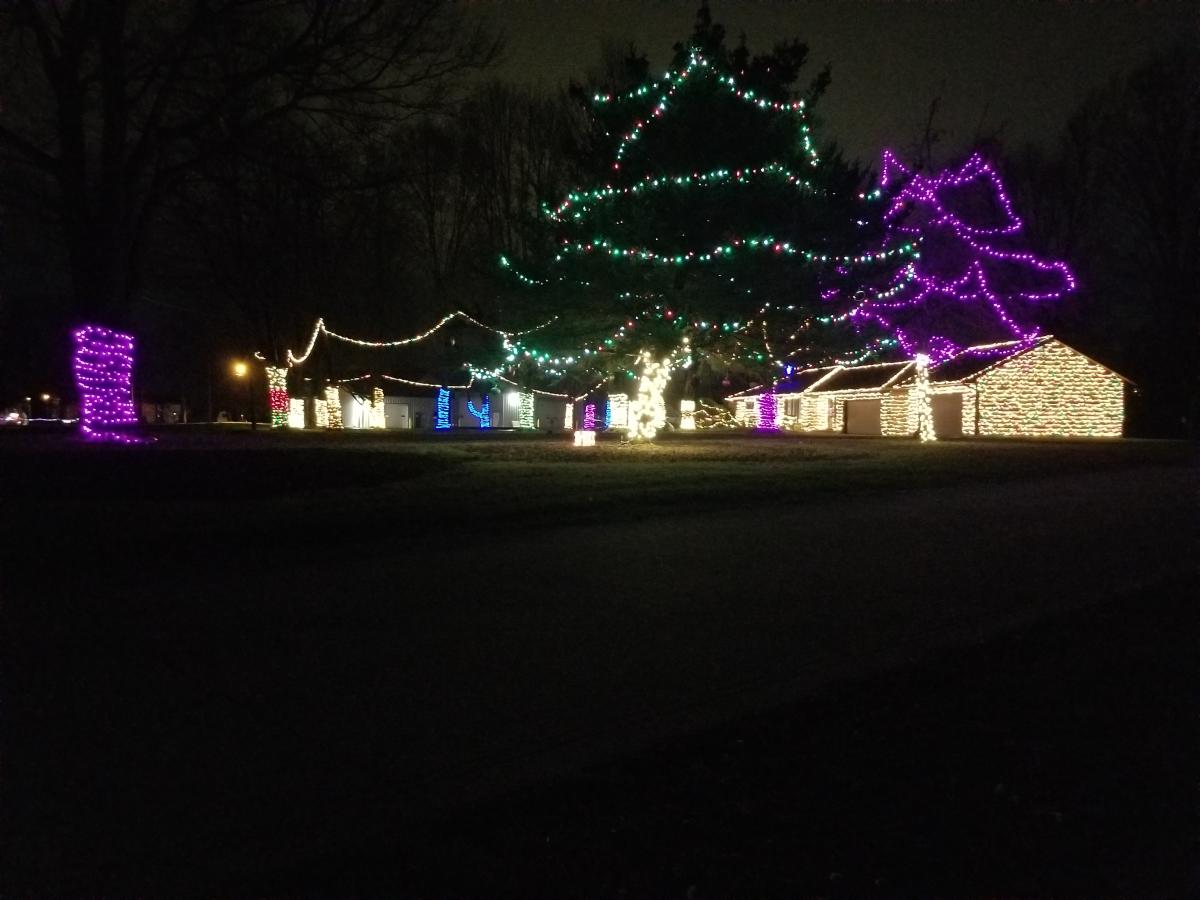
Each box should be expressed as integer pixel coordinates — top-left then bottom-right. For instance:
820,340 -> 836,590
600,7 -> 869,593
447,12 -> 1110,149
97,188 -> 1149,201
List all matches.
484,0 -> 1198,165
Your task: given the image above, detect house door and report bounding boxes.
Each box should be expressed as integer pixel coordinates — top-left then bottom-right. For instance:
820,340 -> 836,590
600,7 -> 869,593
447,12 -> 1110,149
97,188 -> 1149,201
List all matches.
931,393 -> 963,438
844,399 -> 882,435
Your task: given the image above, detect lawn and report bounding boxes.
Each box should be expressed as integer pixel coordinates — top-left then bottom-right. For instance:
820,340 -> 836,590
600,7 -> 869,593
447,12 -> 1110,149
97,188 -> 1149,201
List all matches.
2,428 -> 1194,896
0,428 -> 1190,562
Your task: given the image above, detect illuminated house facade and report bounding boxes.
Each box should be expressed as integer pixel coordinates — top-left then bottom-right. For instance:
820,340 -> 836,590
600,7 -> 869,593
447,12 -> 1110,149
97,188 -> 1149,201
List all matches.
727,336 -> 1127,438
285,385 -> 569,431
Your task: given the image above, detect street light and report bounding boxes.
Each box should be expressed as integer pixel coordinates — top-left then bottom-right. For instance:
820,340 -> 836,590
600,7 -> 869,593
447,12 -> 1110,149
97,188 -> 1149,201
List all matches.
231,361 -> 256,429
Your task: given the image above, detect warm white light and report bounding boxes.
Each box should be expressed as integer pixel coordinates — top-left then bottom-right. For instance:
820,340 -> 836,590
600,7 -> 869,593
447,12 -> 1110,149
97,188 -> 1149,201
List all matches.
232,361 -> 248,378
324,385 -> 343,429
288,398 -> 306,429
564,402 -> 574,430
369,387 -> 386,429
629,352 -> 670,440
680,399 -> 696,430
573,430 -> 596,447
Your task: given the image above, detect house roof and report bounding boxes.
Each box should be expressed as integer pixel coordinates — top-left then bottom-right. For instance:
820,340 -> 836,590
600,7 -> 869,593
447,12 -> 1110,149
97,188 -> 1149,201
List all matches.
809,361 -> 914,393
725,334 -> 1129,402
928,337 -> 1046,383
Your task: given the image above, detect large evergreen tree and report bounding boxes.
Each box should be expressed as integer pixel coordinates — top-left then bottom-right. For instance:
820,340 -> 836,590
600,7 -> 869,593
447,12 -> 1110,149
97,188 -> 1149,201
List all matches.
496,8 -> 916,435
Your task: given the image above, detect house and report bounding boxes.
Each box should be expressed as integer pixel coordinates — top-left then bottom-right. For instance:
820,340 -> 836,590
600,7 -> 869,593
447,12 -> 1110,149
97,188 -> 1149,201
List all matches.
286,384 -> 571,431
727,336 -> 1127,438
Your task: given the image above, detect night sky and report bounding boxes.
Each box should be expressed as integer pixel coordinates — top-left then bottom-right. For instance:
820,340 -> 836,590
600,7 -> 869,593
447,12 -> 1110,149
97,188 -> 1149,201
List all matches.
488,0 -> 1198,165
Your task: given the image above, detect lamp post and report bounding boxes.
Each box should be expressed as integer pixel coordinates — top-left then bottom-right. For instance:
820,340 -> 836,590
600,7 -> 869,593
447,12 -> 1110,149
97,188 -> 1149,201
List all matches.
232,361 -> 256,430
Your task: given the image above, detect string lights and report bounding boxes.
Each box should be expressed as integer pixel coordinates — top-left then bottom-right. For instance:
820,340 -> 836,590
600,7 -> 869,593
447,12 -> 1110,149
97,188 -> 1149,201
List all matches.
583,403 -> 596,430
72,325 -> 143,442
435,388 -> 452,430
914,353 -> 936,442
518,392 -> 535,429
854,151 -> 1077,363
314,398 -> 329,429
629,352 -> 670,440
370,387 -> 387,429
608,393 -> 629,431
467,394 -> 492,428
266,367 -> 289,427
679,399 -> 696,430
573,430 -> 596,447
288,398 -> 306,429
324,386 -> 343,429
564,401 -> 574,430
756,392 -> 779,431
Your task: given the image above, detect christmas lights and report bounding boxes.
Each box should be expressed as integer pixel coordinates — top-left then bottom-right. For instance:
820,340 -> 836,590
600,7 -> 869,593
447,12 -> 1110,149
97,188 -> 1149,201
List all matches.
856,152 -> 1077,362
679,399 -> 696,430
435,388 -> 452,430
573,430 -> 596,447
267,367 -> 289,427
288,398 -> 306,429
756,392 -> 779,431
324,386 -> 343,429
607,393 -> 629,431
72,325 -> 142,442
285,311 -> 557,366
370,387 -> 386,429
314,398 -> 329,429
564,402 -> 574,430
583,403 -> 596,430
467,394 -> 491,428
914,354 -> 936,442
518,391 -> 535,429
629,352 -> 670,440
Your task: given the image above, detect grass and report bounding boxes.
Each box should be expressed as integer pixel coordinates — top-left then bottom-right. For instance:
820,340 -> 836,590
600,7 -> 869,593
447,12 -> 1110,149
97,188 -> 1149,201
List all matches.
2,427 -> 1194,896
0,427 -> 1190,562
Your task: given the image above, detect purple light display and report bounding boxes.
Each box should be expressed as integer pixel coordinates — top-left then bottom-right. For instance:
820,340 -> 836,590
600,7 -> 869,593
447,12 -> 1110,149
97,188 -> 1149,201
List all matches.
854,151 -> 1077,363
73,325 -> 143,443
583,403 -> 597,430
757,392 -> 779,431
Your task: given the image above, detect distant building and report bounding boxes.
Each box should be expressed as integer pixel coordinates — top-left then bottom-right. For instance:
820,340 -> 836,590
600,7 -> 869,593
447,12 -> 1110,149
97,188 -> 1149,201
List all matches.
726,336 -> 1128,438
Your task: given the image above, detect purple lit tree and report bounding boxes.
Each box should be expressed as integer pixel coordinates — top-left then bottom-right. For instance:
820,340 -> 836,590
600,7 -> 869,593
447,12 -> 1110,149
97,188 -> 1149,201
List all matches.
852,151 -> 1077,363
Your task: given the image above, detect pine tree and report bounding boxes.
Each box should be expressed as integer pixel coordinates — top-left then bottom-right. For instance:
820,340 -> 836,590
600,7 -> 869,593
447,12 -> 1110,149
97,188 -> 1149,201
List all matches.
497,10 -> 916,435
854,151 -> 1077,362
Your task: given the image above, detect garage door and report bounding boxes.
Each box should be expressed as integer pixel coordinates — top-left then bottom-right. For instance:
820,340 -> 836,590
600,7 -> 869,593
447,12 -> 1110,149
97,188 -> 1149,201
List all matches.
931,393 -> 963,438
844,399 -> 882,435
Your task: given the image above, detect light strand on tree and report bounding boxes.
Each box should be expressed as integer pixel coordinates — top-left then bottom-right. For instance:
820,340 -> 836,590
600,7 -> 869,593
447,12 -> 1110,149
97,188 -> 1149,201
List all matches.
467,394 -> 491,428
583,403 -> 596,430
854,151 -> 1076,362
72,325 -> 144,443
266,366 -> 289,427
680,399 -> 696,430
914,353 -> 936,442
370,387 -> 387,428
518,391 -> 535,429
324,385 -> 343,429
435,388 -> 452,429
554,234 -> 916,268
547,163 -> 821,223
756,391 -> 779,431
628,353 -> 671,440
288,398 -> 306,429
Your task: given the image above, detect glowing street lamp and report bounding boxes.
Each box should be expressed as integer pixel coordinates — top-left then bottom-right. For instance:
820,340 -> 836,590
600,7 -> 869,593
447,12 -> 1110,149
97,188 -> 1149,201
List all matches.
231,361 -> 256,429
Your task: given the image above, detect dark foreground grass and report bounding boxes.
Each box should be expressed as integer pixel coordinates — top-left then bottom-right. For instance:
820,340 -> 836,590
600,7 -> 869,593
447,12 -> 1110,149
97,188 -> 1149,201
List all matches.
264,576 -> 1198,899
0,428 -> 1191,564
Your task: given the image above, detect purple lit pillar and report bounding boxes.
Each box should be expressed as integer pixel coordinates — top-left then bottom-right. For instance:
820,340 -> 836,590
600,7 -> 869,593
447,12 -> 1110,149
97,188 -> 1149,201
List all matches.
757,392 -> 779,431
73,325 -> 142,442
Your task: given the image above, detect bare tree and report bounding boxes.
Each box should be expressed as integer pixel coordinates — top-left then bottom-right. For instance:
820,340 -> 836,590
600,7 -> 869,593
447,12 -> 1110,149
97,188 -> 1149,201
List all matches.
0,0 -> 499,326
